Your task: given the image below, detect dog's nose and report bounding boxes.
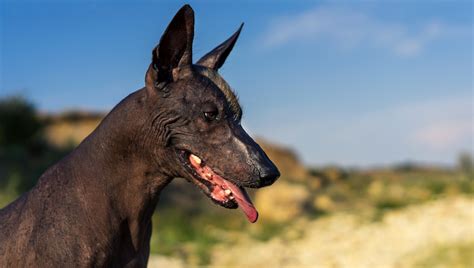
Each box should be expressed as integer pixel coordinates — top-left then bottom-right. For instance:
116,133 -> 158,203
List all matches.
258,163 -> 280,187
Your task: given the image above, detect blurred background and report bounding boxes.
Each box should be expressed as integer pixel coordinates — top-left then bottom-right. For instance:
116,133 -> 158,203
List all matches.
1,1 -> 473,267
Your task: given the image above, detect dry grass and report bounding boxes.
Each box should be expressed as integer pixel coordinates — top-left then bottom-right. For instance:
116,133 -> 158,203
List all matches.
149,196 -> 474,268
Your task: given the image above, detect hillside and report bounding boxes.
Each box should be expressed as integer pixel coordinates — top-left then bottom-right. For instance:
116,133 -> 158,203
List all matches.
42,111 -> 103,147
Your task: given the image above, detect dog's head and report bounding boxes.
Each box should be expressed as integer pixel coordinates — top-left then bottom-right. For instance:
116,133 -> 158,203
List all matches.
142,5 -> 279,222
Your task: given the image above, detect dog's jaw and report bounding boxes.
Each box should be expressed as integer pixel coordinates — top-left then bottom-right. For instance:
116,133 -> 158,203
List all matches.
177,150 -> 259,223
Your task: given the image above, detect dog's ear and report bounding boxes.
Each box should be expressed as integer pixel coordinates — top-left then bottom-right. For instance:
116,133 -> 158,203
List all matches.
146,5 -> 194,89
197,23 -> 243,71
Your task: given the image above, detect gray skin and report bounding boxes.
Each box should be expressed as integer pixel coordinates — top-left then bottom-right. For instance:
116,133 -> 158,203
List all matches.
0,5 -> 279,267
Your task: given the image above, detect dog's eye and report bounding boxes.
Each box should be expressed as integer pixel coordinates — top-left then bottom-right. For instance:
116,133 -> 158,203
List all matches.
203,110 -> 218,121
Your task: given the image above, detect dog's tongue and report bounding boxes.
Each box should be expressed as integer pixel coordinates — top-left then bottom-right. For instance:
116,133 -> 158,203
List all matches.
223,180 -> 258,223
188,154 -> 258,223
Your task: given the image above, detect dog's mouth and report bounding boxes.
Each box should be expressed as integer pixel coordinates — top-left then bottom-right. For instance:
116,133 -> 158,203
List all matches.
178,150 -> 258,223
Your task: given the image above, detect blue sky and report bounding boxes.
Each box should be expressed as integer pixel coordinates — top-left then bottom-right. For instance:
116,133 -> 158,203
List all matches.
1,1 -> 472,166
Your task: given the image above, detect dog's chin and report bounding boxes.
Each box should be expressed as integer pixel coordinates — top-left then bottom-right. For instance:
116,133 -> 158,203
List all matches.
175,149 -> 259,223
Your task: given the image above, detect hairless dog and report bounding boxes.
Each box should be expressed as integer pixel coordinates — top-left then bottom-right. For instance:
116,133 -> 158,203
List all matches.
0,5 -> 279,267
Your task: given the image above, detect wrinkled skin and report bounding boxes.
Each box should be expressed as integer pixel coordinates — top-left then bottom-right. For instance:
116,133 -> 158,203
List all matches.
163,67 -> 278,189
0,5 -> 279,267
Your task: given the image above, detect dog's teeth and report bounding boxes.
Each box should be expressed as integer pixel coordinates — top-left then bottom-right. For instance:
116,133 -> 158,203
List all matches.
190,154 -> 202,165
224,189 -> 231,196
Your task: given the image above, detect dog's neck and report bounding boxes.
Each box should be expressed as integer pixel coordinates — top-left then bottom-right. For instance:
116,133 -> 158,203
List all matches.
60,89 -> 173,252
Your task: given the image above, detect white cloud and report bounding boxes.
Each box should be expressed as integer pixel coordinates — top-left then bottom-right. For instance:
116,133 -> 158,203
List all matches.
261,6 -> 468,56
248,94 -> 473,167
414,120 -> 472,150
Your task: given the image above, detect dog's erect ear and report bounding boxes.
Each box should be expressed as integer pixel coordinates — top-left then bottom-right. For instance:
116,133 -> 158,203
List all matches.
197,23 -> 243,71
146,5 -> 194,89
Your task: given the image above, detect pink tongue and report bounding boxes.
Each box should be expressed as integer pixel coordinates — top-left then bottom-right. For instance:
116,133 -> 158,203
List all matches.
188,154 -> 258,223
223,181 -> 259,223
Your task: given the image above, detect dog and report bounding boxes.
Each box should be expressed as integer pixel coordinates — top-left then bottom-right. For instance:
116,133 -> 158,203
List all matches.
0,5 -> 279,267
